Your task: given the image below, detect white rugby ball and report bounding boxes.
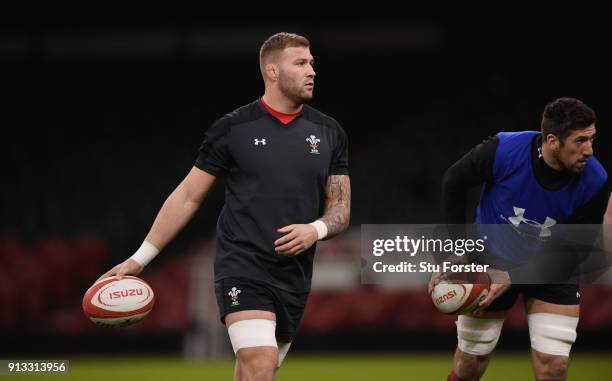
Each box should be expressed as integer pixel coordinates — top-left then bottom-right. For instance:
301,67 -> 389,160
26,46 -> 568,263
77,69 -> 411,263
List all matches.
431,281 -> 489,315
82,275 -> 155,327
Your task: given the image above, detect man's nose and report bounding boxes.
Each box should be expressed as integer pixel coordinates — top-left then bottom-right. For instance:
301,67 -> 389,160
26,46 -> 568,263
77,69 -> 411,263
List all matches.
584,140 -> 594,156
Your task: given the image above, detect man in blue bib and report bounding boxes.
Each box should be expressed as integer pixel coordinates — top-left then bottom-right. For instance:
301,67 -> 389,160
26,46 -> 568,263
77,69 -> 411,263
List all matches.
438,98 -> 609,381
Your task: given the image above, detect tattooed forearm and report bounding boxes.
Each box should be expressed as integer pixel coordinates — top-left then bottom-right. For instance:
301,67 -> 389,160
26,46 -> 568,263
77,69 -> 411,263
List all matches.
320,175 -> 351,238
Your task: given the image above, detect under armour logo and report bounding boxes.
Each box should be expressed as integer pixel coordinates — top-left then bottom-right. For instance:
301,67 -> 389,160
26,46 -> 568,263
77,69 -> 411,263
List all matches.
503,207 -> 557,238
254,138 -> 266,146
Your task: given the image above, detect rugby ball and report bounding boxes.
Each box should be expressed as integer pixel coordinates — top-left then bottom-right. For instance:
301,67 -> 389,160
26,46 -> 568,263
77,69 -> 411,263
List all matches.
82,275 -> 155,327
431,274 -> 490,315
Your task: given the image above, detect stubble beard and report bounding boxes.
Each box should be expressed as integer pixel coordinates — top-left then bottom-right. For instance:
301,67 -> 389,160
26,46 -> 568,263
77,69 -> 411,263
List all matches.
279,77 -> 312,106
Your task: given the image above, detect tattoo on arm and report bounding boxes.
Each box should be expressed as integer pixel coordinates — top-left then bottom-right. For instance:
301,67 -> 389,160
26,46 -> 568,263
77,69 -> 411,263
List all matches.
320,175 -> 351,238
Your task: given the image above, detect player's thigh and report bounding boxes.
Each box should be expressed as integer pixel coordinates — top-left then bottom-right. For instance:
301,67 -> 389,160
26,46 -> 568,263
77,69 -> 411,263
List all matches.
456,309 -> 508,356
455,285 -> 516,356
524,284 -> 580,317
215,278 -> 279,354
225,310 -> 278,355
525,298 -> 579,316
524,285 -> 580,357
226,310 -> 276,326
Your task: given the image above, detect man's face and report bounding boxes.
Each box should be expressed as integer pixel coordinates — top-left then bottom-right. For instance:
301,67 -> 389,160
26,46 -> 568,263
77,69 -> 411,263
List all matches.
553,124 -> 596,173
277,46 -> 316,104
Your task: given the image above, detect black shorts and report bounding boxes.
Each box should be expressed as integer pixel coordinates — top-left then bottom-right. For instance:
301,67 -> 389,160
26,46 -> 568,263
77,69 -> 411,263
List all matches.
214,277 -> 309,342
486,284 -> 580,312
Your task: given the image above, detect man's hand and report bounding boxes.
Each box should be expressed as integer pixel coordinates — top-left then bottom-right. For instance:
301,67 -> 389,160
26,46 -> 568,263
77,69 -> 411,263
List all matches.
428,271 -> 444,294
473,268 -> 511,314
275,224 -> 318,256
428,257 -> 469,294
97,258 -> 143,282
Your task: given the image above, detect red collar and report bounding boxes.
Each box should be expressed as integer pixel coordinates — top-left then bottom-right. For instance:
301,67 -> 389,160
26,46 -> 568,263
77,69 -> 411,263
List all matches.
260,98 -> 301,125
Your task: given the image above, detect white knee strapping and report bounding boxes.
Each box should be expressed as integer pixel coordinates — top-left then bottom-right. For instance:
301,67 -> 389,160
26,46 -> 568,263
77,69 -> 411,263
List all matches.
277,341 -> 292,367
528,313 -> 578,356
227,319 -> 277,354
456,315 -> 504,356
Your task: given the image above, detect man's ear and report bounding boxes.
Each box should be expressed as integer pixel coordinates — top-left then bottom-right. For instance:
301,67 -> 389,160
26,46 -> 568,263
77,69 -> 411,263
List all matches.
265,63 -> 279,82
545,133 -> 560,151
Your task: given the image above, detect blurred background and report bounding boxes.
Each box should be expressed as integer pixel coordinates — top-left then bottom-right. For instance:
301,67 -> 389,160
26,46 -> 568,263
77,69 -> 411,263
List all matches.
3,12 -> 612,380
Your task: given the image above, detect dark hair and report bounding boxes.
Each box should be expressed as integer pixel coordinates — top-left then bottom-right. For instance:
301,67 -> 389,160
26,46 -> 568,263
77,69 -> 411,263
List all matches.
541,97 -> 596,142
259,32 -> 310,73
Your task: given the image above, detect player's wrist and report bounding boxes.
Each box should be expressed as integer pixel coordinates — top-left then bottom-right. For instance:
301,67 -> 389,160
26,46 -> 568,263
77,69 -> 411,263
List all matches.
130,241 -> 160,267
487,268 -> 511,284
309,220 -> 328,240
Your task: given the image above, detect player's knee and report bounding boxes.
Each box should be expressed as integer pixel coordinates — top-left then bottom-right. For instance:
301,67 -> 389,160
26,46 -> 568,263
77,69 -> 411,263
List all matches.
531,350 -> 569,380
456,315 -> 504,356
528,313 -> 578,356
454,352 -> 491,380
236,348 -> 277,381
452,344 -> 493,381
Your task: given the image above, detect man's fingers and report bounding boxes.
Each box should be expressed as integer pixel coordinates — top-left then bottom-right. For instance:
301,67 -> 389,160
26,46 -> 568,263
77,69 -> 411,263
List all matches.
427,278 -> 436,294
475,287 -> 499,311
275,225 -> 316,255
277,225 -> 295,234
94,259 -> 145,284
478,293 -> 494,308
115,263 -> 139,279
274,231 -> 298,246
428,273 -> 442,294
116,268 -> 127,280
428,278 -> 439,294
281,243 -> 305,256
96,269 -> 116,283
275,238 -> 302,254
97,266 -> 124,282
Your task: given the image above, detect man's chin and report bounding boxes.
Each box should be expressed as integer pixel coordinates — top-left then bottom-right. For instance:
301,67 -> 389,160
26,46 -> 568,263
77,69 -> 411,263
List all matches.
571,163 -> 587,173
299,91 -> 313,102
285,91 -> 312,105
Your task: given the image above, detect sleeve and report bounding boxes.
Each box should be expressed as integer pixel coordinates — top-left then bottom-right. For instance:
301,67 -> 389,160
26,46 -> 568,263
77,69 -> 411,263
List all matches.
194,117 -> 232,176
441,136 -> 499,224
329,122 -> 349,175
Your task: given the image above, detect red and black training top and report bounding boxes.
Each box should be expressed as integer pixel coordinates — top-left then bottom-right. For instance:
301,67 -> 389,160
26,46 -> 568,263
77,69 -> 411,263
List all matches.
195,99 -> 349,293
